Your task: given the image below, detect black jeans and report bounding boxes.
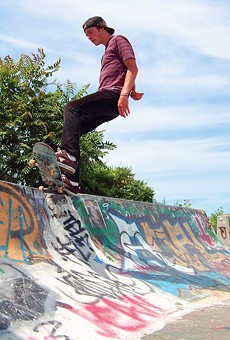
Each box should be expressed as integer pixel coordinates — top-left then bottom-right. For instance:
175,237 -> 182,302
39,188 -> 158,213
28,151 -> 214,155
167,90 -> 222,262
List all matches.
60,89 -> 120,182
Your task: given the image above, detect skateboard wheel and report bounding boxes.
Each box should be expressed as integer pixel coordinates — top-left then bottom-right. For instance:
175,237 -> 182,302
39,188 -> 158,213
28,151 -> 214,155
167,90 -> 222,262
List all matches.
57,186 -> 63,194
39,186 -> 45,191
29,159 -> 36,167
49,168 -> 55,176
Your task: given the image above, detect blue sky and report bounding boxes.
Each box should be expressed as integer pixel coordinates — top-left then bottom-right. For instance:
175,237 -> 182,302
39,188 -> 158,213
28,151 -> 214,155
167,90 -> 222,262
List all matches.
1,0 -> 230,216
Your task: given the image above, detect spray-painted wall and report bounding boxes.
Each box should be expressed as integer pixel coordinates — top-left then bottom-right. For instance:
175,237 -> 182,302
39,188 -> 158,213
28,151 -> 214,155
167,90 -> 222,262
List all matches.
217,214 -> 230,246
0,182 -> 50,263
1,180 -> 230,340
71,196 -> 230,296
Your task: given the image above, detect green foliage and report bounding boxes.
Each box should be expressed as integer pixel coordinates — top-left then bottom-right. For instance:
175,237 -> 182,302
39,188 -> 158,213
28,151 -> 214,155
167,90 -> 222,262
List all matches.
1,49 -> 61,184
175,199 -> 193,208
79,130 -> 155,202
208,207 -> 224,232
0,49 -> 155,202
0,49 -> 90,186
81,163 -> 154,202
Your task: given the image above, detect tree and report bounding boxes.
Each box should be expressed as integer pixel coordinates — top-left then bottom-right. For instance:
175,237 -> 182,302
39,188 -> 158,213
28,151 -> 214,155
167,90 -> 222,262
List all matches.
0,49 -> 155,202
0,48 -> 92,186
81,163 -> 154,202
0,49 -> 66,185
208,207 -> 224,232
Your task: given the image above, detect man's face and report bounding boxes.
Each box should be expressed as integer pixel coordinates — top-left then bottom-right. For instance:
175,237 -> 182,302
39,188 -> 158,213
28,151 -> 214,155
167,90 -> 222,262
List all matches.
84,27 -> 103,46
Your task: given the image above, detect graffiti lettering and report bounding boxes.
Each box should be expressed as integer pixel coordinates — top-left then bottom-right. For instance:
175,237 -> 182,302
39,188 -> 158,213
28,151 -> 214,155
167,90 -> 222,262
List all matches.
61,211 -> 93,263
30,320 -> 70,340
55,265 -> 153,302
0,183 -> 47,263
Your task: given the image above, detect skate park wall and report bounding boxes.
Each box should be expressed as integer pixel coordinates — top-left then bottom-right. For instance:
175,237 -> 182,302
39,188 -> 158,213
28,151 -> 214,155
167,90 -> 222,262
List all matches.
1,180 -> 230,339
217,214 -> 230,246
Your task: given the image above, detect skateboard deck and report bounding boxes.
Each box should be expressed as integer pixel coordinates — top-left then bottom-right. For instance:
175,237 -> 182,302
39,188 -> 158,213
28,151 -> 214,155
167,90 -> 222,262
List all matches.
29,142 -> 64,193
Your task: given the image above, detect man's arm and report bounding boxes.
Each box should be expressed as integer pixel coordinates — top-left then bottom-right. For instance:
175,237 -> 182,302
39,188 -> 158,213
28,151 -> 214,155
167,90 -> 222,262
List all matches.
118,58 -> 144,118
121,58 -> 138,95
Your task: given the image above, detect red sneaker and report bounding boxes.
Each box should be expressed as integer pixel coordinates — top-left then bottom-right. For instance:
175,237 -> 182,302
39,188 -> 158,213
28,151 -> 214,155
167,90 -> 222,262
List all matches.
62,175 -> 80,196
55,149 -> 78,174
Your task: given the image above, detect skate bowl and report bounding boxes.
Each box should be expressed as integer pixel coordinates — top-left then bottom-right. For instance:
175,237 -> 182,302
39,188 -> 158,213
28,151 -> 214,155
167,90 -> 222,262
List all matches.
1,180 -> 230,339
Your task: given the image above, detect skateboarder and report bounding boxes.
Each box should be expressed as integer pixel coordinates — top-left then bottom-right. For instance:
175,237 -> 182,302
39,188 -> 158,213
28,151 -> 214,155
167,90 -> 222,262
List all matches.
56,16 -> 144,195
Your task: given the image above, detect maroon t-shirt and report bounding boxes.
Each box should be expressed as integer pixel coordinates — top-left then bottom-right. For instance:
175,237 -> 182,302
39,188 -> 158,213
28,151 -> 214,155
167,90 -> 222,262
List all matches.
98,35 -> 136,93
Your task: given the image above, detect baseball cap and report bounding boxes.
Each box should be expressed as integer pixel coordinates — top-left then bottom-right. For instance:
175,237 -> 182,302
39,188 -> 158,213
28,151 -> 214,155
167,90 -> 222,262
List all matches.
82,16 -> 115,35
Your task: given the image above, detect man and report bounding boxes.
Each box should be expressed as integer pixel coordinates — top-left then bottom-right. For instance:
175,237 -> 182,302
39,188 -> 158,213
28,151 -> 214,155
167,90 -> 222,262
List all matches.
56,16 -> 143,195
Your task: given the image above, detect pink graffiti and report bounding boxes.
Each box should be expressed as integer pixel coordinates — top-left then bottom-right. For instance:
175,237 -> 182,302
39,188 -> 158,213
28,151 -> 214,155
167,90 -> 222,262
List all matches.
195,215 -> 215,247
58,295 -> 162,338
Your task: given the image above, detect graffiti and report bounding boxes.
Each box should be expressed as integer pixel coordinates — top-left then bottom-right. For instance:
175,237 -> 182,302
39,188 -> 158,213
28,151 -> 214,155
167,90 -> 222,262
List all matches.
0,260 -> 56,333
219,226 -> 227,240
192,214 -> 215,247
62,211 -> 94,263
1,182 -> 230,340
84,199 -> 107,229
46,194 -> 69,218
58,295 -> 162,338
53,210 -> 95,265
29,320 -> 71,340
46,194 -> 96,265
0,182 -> 49,264
51,258 -> 152,304
71,196 -> 230,295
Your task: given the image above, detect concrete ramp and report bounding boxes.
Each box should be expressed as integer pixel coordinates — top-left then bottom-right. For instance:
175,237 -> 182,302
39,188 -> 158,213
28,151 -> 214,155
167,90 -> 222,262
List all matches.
1,180 -> 230,339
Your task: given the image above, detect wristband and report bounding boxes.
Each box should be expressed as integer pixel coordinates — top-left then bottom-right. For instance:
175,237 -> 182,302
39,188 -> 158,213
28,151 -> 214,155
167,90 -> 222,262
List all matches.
120,93 -> 129,96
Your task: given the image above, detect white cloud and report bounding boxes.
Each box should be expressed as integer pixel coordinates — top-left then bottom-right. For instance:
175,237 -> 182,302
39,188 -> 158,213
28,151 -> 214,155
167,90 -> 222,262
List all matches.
114,0 -> 230,60
103,135 -> 230,175
0,34 -> 44,50
102,135 -> 230,214
100,103 -> 230,135
5,0 -> 230,59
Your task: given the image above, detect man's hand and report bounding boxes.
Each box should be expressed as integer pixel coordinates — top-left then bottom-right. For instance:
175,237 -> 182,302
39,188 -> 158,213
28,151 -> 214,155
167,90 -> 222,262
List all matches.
118,95 -> 130,118
130,89 -> 144,100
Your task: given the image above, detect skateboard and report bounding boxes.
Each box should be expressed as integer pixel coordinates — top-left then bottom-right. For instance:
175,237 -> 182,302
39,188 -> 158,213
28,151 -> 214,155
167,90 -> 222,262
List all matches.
29,142 -> 74,193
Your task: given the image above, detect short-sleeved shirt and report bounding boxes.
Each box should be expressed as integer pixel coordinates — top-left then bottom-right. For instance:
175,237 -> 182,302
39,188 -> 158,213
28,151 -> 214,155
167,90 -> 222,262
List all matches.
98,35 -> 135,93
